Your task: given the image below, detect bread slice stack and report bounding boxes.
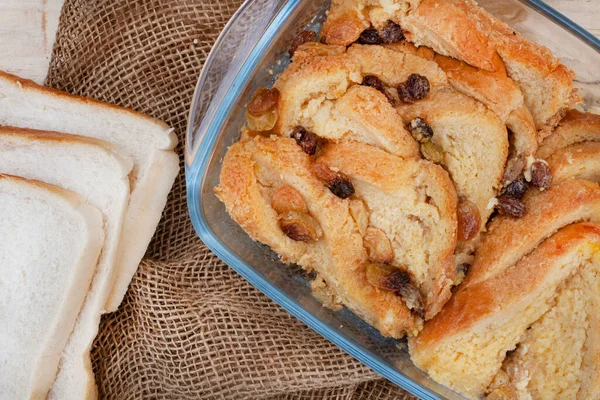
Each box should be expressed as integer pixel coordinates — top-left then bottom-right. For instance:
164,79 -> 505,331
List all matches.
0,71 -> 179,400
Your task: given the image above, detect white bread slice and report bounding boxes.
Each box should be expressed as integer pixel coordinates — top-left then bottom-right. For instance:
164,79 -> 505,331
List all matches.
0,174 -> 104,400
0,70 -> 180,312
0,127 -> 132,400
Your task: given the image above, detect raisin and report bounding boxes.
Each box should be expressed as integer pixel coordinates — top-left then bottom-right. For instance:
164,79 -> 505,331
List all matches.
246,108 -> 278,131
382,89 -> 398,106
361,75 -> 386,92
397,84 -> 413,104
362,75 -> 396,105
420,141 -> 444,164
379,21 -> 405,43
329,175 -> 355,198
397,281 -> 425,319
365,264 -> 425,318
247,88 -> 280,116
398,74 -> 430,103
366,263 -> 409,291
289,30 -> 317,56
364,226 -> 394,264
291,126 -> 318,155
530,161 -> 552,190
496,194 -> 526,218
313,162 -> 355,199
408,117 -> 434,143
457,199 -> 481,241
279,211 -> 322,241
358,28 -> 382,45
271,185 -> 308,214
504,177 -> 528,199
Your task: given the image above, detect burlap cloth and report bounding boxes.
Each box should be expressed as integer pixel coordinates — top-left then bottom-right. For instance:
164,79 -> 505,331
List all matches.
46,1 -> 418,398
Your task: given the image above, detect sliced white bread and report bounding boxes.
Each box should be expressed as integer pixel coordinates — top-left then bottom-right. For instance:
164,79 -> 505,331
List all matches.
0,70 -> 180,312
0,127 -> 132,400
0,174 -> 104,400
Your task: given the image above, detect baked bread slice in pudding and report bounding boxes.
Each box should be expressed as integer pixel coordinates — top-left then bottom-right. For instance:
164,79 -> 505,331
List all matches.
385,42 -> 538,185
216,135 -> 459,336
410,221 -> 600,399
216,0 -> 594,396
275,43 -> 508,259
410,111 -> 600,398
317,141 -> 457,319
217,136 -> 421,337
322,0 -> 579,132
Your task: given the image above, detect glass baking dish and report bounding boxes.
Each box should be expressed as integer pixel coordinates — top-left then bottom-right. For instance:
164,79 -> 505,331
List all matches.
185,1 -> 600,398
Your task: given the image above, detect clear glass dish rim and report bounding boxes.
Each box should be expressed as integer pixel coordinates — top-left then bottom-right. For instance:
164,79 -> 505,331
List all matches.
185,2 -> 600,399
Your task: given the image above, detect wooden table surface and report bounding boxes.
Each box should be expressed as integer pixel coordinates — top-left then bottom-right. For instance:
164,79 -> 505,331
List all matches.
0,0 -> 597,84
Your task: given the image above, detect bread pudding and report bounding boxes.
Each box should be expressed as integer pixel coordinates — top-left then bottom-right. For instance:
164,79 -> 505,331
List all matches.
215,0 -> 600,398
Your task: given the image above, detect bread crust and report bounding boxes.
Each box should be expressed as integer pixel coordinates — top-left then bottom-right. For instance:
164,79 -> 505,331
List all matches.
216,136 -> 422,337
0,70 -> 177,150
317,141 -> 458,318
466,179 -> 600,287
537,109 -> 600,160
410,222 -> 600,398
0,125 -> 133,172
322,0 -> 579,130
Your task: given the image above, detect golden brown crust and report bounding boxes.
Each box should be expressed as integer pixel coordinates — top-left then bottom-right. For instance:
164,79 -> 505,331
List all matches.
432,54 -> 522,122
322,0 -> 579,130
410,222 -> 600,398
0,125 -> 130,166
317,141 -> 458,318
547,142 -> 600,185
0,70 -> 176,149
334,85 -> 420,157
215,136 -> 421,337
537,110 -> 600,160
413,221 -> 600,347
395,88 -> 508,231
321,0 -> 370,46
401,0 -> 497,71
466,179 -> 600,287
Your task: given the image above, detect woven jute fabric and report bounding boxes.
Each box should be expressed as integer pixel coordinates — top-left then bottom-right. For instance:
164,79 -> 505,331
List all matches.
46,1 -> 417,398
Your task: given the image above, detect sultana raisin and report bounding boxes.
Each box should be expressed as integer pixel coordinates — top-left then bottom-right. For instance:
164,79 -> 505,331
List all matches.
279,211 -> 322,241
357,28 -> 382,44
504,177 -> 528,199
496,194 -> 526,218
408,117 -> 434,143
247,87 -> 280,116
420,141 -> 444,164
313,163 -> 355,199
457,199 -> 481,241
289,30 -> 317,56
530,161 -> 552,190
365,263 -> 424,318
291,126 -> 318,155
379,21 -> 405,43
